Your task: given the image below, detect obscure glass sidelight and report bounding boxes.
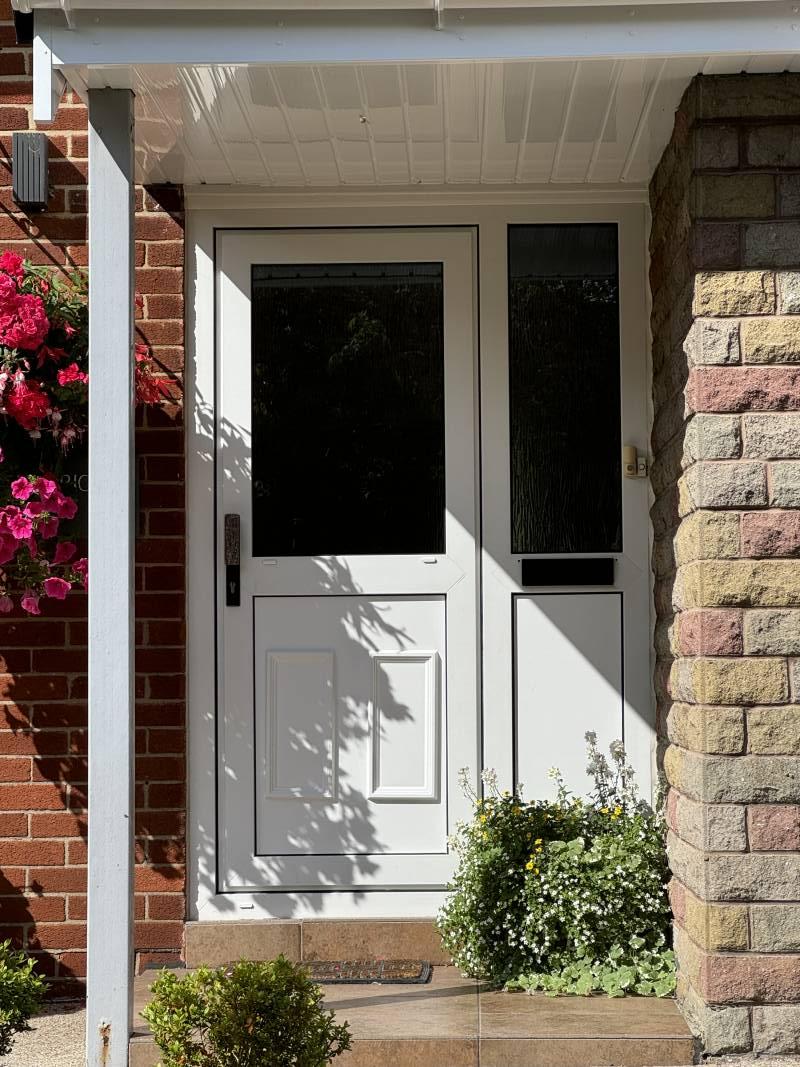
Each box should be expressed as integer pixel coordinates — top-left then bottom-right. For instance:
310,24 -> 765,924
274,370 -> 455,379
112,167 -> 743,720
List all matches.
508,224 -> 622,554
251,262 -> 445,556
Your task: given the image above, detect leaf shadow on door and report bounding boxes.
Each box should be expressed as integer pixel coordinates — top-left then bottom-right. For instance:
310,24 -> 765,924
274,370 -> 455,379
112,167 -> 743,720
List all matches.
195,396 -> 428,914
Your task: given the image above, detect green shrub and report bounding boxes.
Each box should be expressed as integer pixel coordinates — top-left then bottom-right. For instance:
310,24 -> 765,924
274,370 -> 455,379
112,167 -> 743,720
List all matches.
141,956 -> 351,1067
0,940 -> 46,1057
436,734 -> 674,996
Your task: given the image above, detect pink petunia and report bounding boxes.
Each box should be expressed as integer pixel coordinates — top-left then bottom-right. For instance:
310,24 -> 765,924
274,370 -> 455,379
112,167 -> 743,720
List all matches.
53,541 -> 76,565
43,576 -> 71,600
6,510 -> 33,540
73,557 -> 88,589
54,494 -> 77,521
20,591 -> 40,615
0,595 -> 12,613
10,476 -> 34,501
38,516 -> 59,540
36,477 -> 58,500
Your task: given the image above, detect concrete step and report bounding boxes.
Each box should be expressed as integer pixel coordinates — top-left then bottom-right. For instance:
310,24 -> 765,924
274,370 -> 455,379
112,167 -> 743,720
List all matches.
131,965 -> 695,1067
183,917 -> 449,967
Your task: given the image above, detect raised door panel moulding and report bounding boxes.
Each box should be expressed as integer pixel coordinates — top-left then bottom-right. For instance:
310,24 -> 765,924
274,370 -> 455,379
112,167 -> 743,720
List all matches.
265,649 -> 337,800
369,650 -> 440,802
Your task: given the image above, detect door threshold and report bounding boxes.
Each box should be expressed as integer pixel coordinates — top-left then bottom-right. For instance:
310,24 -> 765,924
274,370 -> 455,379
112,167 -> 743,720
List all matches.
184,917 -> 450,968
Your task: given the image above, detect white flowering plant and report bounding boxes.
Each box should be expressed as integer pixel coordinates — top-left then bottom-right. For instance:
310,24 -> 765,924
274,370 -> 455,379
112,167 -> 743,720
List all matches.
436,734 -> 675,997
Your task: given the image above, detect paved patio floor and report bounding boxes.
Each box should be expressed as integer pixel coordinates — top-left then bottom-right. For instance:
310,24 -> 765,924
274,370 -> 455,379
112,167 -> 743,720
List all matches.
6,990 -> 800,1067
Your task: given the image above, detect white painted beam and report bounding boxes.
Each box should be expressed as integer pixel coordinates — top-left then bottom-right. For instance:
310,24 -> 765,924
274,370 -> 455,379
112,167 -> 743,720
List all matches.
86,88 -> 135,1067
37,2 -> 800,70
31,33 -> 66,125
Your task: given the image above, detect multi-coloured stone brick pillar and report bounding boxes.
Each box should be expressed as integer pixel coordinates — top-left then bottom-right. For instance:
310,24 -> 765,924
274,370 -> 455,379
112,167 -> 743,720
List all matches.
651,73 -> 800,1056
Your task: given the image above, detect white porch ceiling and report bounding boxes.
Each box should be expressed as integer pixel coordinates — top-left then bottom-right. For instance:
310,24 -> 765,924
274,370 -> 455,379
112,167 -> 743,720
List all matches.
125,54 -> 790,188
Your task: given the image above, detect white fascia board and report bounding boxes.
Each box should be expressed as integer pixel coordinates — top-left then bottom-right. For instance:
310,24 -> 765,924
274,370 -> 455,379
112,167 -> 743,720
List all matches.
37,2 -> 800,71
12,0 -> 791,8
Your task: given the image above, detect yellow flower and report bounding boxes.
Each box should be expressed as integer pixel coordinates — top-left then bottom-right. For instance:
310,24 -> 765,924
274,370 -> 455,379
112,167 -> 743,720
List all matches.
535,846 -> 543,854
534,838 -> 542,845
479,814 -> 487,823
600,807 -> 609,815
533,867 -> 540,875
614,806 -> 622,816
513,807 -> 521,815
525,860 -> 534,870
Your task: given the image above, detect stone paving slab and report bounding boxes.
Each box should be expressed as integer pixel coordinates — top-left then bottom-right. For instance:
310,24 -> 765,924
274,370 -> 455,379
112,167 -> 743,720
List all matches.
7,998 -> 800,1067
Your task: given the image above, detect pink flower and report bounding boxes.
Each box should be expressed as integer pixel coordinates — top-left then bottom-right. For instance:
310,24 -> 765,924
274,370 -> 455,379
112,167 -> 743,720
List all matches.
0,252 -> 24,280
20,590 -> 40,615
0,273 -> 17,306
0,291 -> 50,351
54,494 -> 77,521
10,476 -> 34,501
43,576 -> 71,600
23,502 -> 59,538
73,557 -> 88,589
4,378 -> 50,430
0,532 -> 16,566
0,447 -> 4,463
0,595 -> 13,613
53,541 -> 76,565
6,509 -> 33,540
32,479 -> 78,525
57,362 -> 88,387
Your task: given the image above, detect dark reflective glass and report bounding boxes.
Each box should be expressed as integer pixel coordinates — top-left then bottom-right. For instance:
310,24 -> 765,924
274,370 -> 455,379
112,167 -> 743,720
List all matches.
251,262 -> 445,556
509,224 -> 622,554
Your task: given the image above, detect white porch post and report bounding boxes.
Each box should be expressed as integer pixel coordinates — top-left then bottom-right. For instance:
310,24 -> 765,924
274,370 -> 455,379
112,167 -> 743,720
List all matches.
86,88 -> 136,1067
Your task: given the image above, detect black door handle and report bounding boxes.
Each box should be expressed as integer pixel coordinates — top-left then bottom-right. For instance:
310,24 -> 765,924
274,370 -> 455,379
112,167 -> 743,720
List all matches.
224,514 -> 240,606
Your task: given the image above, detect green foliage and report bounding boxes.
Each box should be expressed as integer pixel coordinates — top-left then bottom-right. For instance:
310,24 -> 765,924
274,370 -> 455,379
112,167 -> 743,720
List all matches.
141,956 -> 351,1067
436,735 -> 674,997
508,945 -> 676,998
0,940 -> 46,1057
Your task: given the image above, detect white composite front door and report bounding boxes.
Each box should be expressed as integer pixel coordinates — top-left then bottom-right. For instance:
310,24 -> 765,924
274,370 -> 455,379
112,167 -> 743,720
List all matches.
217,229 -> 480,900
214,214 -> 652,910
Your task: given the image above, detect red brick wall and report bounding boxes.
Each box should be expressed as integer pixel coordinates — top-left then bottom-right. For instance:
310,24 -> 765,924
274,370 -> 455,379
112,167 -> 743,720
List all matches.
0,2 -> 186,996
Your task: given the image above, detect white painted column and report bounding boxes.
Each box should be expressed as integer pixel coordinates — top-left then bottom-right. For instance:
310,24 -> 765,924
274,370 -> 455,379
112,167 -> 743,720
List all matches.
86,88 -> 136,1067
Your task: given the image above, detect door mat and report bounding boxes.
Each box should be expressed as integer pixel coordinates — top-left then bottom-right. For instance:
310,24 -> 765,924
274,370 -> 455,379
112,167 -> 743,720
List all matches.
305,959 -> 432,984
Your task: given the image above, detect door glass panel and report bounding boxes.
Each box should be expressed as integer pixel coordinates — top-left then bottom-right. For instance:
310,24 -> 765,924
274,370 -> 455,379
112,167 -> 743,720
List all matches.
508,224 -> 622,554
251,262 -> 445,556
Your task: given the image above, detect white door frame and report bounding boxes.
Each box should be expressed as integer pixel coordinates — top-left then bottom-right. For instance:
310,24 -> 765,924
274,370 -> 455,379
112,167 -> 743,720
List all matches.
187,194 -> 652,922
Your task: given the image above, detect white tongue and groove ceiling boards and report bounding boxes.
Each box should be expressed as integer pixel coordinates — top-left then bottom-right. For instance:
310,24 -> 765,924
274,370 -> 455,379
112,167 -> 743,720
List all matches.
131,54 -> 795,187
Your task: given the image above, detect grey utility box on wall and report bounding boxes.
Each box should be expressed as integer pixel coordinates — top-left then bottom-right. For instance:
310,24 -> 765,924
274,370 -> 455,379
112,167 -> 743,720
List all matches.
12,132 -> 49,211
